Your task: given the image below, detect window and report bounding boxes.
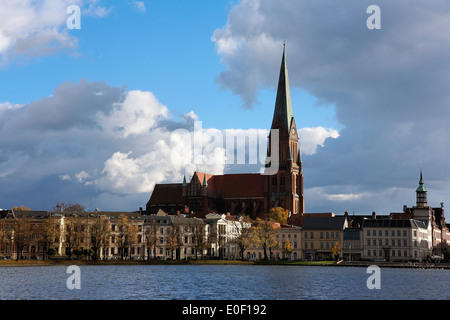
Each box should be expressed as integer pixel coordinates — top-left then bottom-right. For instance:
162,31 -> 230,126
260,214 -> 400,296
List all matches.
310,232 -> 314,239
378,230 -> 382,237
326,232 -> 329,239
403,230 -> 407,237
391,230 -> 395,237
397,230 -> 401,237
279,175 -> 286,193
320,232 -> 323,239
385,230 -> 388,236
305,242 -> 308,249
367,230 -> 370,236
304,232 -> 308,239
272,176 -> 278,193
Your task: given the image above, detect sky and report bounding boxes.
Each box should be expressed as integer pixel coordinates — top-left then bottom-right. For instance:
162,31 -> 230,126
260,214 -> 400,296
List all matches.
1,0 -> 450,216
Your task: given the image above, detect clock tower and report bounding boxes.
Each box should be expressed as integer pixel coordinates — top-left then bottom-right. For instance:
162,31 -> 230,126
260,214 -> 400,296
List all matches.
264,46 -> 304,215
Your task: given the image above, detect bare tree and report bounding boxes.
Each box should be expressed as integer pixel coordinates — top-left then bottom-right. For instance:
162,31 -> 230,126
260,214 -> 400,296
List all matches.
37,218 -> 60,260
144,220 -> 158,260
64,216 -> 85,260
90,215 -> 110,260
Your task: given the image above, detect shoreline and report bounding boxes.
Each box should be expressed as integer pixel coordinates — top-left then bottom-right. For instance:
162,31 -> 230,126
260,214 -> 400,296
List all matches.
1,259 -> 449,269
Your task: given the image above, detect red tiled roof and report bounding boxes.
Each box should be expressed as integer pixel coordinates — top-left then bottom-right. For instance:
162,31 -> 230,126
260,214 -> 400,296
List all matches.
207,173 -> 264,198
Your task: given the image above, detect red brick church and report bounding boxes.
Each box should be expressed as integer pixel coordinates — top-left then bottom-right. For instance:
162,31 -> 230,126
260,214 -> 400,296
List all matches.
146,47 -> 304,218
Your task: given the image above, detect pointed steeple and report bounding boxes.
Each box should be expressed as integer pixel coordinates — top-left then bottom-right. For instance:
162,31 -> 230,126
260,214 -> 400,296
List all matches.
202,174 -> 208,187
416,162 -> 428,207
297,148 -> 302,166
182,175 -> 187,187
271,45 -> 294,133
416,162 -> 427,193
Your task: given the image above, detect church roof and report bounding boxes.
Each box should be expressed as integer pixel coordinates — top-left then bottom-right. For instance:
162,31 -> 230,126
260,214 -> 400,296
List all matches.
271,46 -> 294,134
207,173 -> 264,199
147,183 -> 183,206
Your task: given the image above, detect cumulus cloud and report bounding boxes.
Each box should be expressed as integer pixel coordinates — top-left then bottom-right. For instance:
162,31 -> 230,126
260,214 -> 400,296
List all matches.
0,0 -> 110,65
212,0 -> 450,213
0,79 -> 333,210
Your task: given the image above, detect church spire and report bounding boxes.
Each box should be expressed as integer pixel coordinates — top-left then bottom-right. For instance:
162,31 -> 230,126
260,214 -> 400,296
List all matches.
271,45 -> 294,134
416,162 -> 427,207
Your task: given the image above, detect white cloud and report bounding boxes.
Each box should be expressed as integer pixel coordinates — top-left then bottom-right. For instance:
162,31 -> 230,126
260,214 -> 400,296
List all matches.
131,1 -> 147,13
0,0 -> 109,65
212,0 -> 450,214
299,127 -> 339,155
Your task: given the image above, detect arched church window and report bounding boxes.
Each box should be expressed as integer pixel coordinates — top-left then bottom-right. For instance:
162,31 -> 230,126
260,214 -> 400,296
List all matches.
280,175 -> 286,193
272,176 -> 277,193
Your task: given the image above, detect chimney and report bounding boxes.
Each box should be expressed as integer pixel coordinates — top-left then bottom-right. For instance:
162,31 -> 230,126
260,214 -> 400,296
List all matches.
372,211 -> 376,219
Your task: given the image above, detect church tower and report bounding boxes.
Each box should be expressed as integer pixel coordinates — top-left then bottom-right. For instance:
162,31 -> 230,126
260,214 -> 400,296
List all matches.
264,46 -> 304,215
416,164 -> 428,208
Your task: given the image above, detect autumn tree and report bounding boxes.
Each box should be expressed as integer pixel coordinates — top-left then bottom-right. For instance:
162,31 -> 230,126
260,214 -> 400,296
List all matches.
13,205 -> 31,211
167,224 -> 182,259
116,214 -> 138,260
37,218 -> 60,260
282,239 -> 293,260
11,215 -> 34,261
331,241 -> 342,261
64,216 -> 86,260
144,220 -> 158,260
191,219 -> 207,259
254,218 -> 280,260
269,207 -> 289,225
231,215 -> 255,261
89,215 -> 110,260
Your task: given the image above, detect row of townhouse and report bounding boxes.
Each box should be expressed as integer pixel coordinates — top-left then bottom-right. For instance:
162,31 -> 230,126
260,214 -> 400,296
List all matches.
0,209 -> 250,261
0,207 -> 447,262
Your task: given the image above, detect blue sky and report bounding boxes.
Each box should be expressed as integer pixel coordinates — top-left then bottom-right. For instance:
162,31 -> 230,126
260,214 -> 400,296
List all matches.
2,0 -> 450,215
0,0 -> 338,131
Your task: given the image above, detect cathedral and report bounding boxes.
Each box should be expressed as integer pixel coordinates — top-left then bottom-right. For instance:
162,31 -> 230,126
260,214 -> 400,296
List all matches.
146,47 -> 304,218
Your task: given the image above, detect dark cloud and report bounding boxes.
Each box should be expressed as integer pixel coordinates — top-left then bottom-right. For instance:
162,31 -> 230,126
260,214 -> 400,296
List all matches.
213,0 -> 450,213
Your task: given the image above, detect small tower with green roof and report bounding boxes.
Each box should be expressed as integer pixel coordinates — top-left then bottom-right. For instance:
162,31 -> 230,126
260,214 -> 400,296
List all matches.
416,163 -> 428,207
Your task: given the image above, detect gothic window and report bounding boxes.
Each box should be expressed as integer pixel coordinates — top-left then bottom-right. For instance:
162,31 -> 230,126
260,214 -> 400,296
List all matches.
280,175 -> 286,193
272,175 -> 278,193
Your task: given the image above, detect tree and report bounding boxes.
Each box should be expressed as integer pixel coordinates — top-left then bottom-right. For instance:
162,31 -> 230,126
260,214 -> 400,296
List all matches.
54,202 -> 85,213
331,241 -> 342,261
37,218 -> 60,260
282,239 -> 293,260
191,219 -> 207,259
11,215 -> 33,261
269,207 -> 289,225
167,225 -> 181,259
13,205 -> 31,211
89,215 -> 110,260
254,218 -> 279,260
144,220 -> 158,260
64,216 -> 85,260
116,214 -> 138,260
231,215 -> 255,261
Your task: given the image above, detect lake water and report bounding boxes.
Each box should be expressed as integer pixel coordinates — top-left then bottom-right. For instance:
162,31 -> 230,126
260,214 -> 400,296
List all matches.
0,265 -> 448,300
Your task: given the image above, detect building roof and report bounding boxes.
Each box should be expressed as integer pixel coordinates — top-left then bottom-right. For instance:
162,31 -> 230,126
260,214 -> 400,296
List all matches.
301,216 -> 347,230
271,46 -> 294,134
207,173 -> 264,199
147,183 -> 183,206
361,219 -> 427,228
